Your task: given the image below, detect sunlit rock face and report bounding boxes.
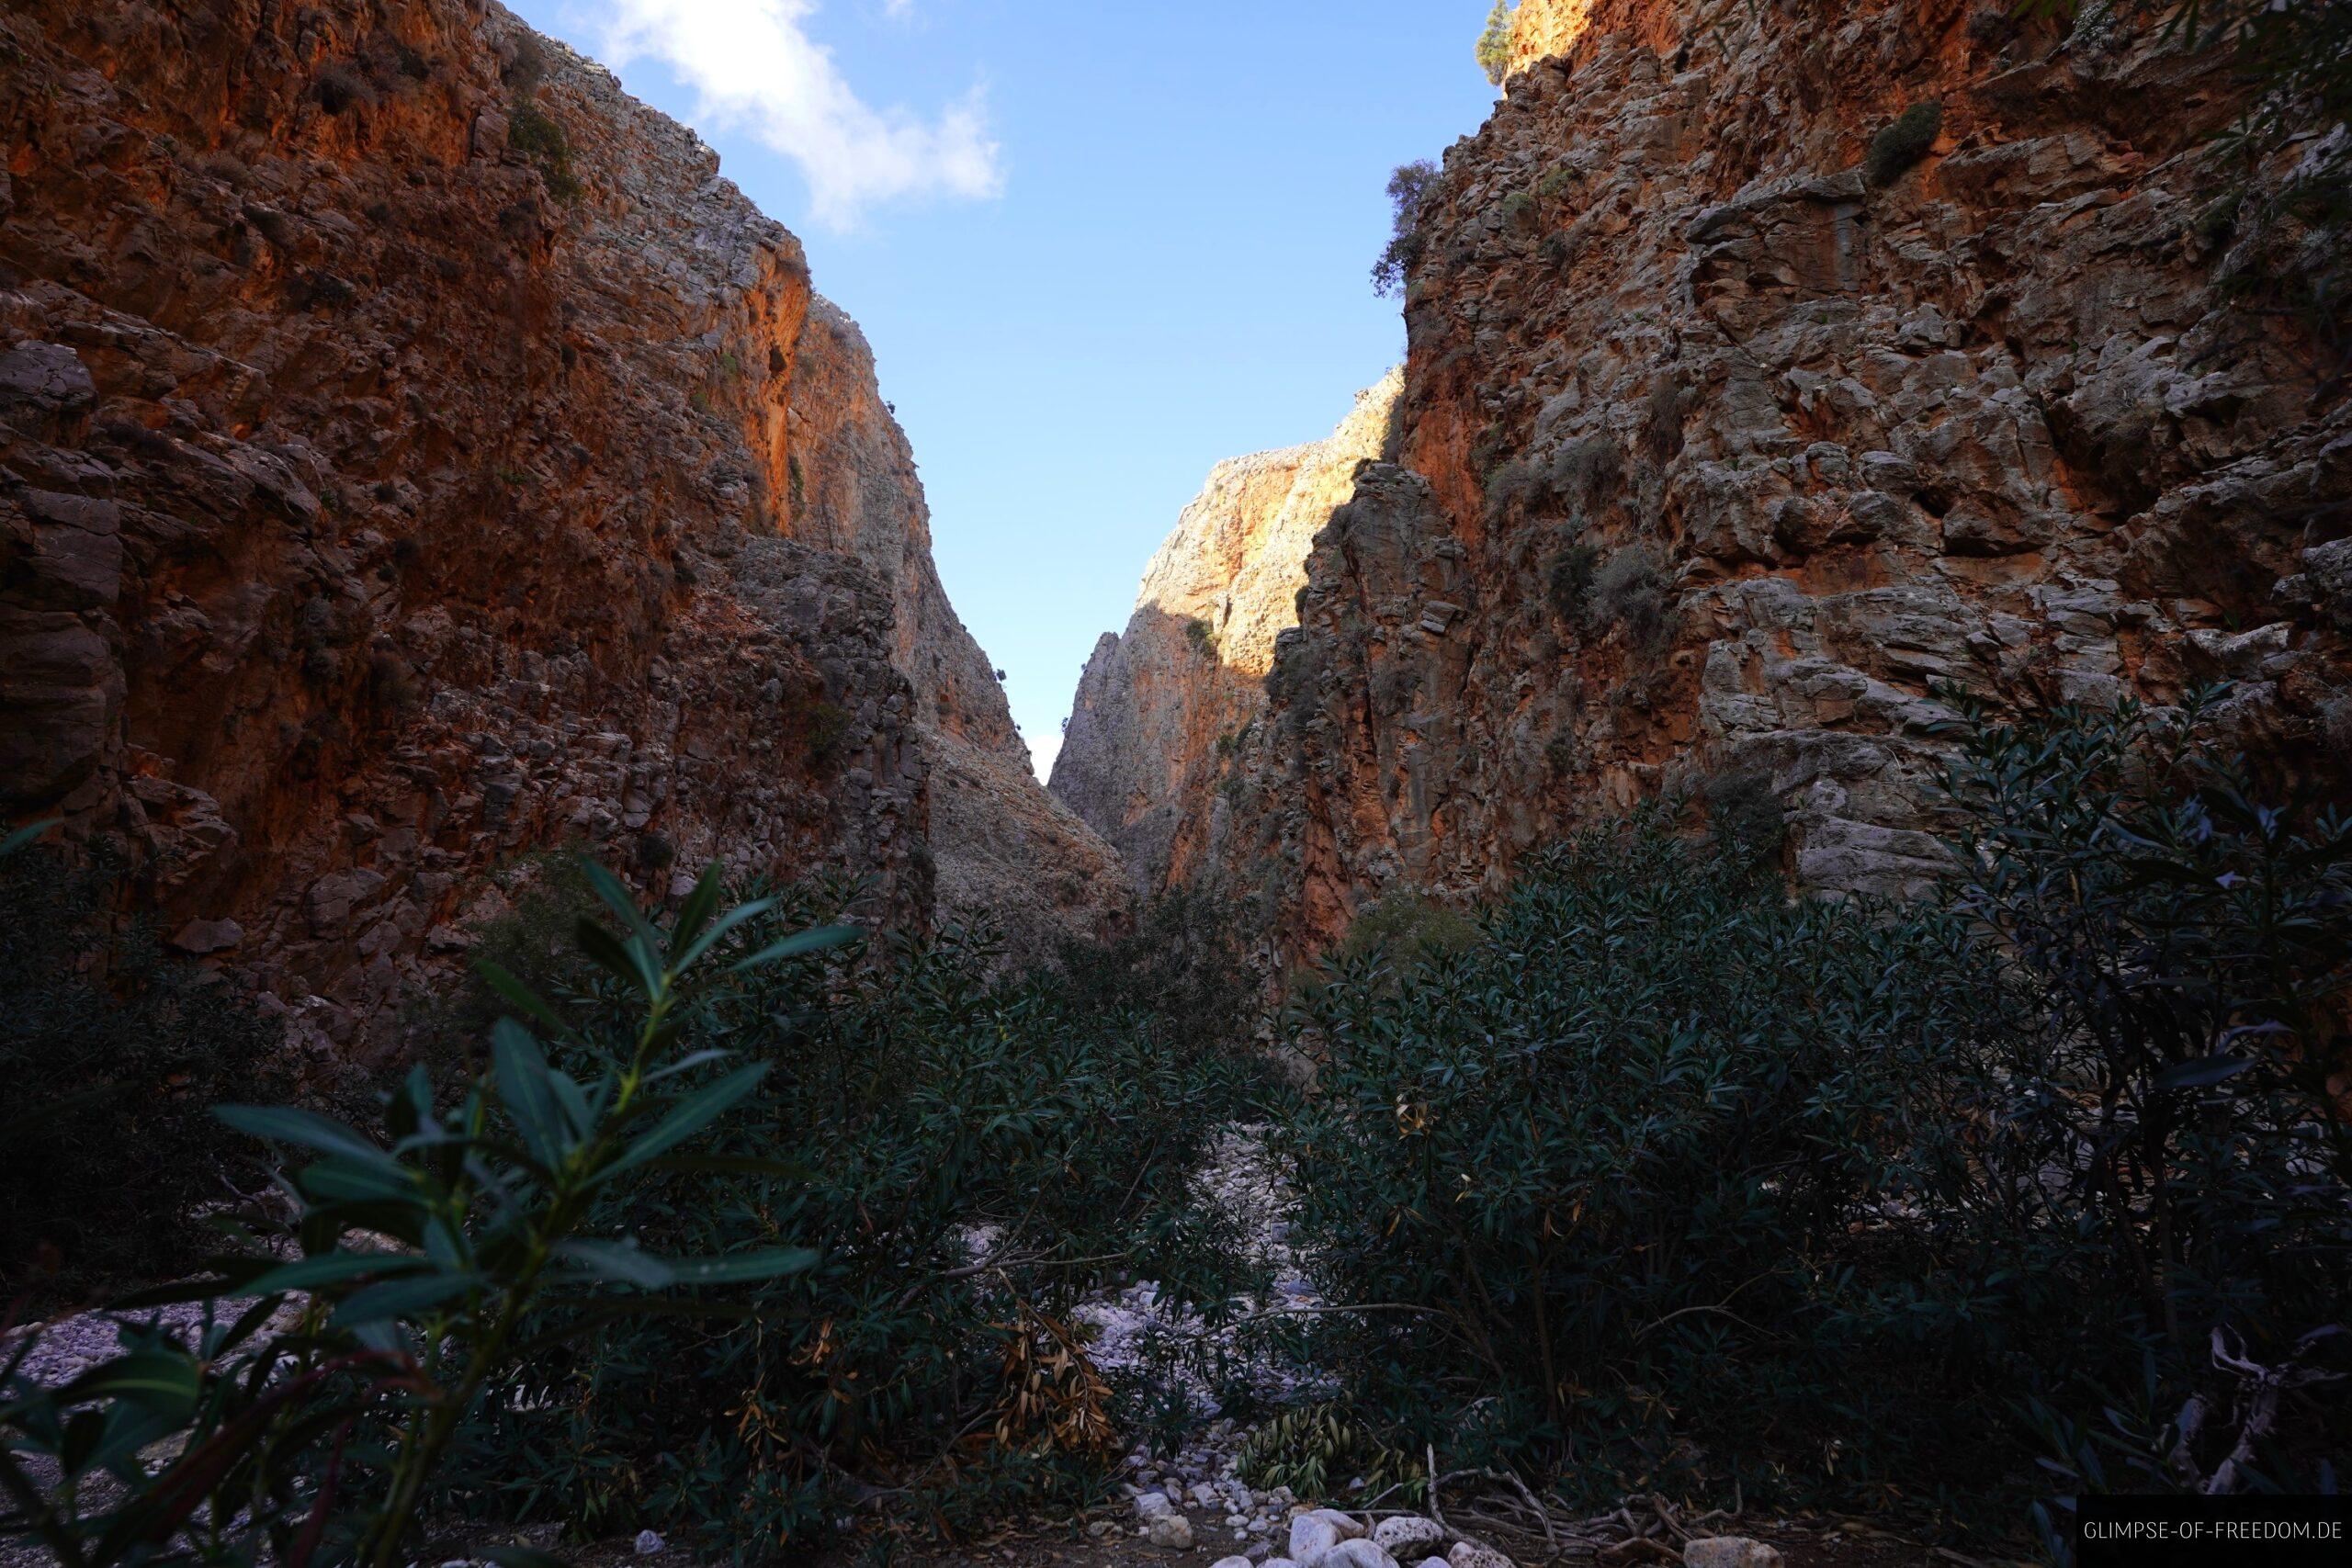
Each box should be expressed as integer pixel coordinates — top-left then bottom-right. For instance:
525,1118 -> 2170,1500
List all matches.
1073,0 -> 2350,964
1051,373 -> 1401,896
0,0 -> 1119,1055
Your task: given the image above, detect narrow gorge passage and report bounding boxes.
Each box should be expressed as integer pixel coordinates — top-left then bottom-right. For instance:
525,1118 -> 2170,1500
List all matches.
4,1 -> 2349,1566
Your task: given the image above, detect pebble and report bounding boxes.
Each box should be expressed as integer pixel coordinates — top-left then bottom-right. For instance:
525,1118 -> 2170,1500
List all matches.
630,1530 -> 663,1556
1144,1513 -> 1194,1550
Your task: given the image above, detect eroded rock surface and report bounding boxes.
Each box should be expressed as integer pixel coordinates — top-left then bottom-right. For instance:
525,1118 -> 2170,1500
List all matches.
1052,374 -> 1400,895
0,0 -> 1119,1058
1069,0 -> 2349,960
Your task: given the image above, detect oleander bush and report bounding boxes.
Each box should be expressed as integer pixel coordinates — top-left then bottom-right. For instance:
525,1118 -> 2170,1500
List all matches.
1276,696 -> 2352,1545
435,886 -> 1270,1557
2,861 -> 842,1568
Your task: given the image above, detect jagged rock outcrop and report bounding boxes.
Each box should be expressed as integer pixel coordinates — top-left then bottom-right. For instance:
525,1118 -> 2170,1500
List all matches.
1075,0 -> 2350,959
0,0 -> 1119,1057
1052,374 -> 1399,894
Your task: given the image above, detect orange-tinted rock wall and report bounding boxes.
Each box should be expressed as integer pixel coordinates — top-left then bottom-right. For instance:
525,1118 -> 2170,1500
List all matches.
0,0 -> 1117,1056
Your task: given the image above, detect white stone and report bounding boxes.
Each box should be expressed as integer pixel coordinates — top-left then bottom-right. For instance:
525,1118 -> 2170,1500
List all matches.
1683,1539 -> 1783,1568
1212,1559 -> 1255,1568
631,1531 -> 664,1557
1307,1542 -> 1400,1568
1449,1543 -> 1516,1568
1293,1517 -> 1346,1562
1306,1507 -> 1368,1540
1136,1490 -> 1176,1518
1145,1513 -> 1195,1550
1374,1517 -> 1446,1555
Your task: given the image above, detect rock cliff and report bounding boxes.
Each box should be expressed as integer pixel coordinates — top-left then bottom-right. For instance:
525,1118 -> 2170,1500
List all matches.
0,0 -> 1119,1057
1069,0 -> 2351,959
1051,373 -> 1399,894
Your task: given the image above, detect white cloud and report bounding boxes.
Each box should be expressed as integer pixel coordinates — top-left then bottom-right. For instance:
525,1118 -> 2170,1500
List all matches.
593,0 -> 1001,227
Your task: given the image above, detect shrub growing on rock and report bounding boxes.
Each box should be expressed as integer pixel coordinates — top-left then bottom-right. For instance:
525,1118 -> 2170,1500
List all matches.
1864,100 -> 1942,186
1373,162 -> 1442,298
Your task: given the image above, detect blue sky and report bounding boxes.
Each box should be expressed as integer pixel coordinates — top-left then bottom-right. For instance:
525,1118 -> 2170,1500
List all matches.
503,1 -> 1501,776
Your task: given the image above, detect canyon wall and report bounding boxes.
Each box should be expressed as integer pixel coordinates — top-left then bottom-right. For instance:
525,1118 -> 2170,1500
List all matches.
1073,0 -> 2351,958
0,0 -> 1119,1060
1051,373 -> 1399,894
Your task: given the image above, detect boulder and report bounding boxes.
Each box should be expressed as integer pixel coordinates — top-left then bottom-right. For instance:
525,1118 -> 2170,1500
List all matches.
1374,1517 -> 1446,1555
1145,1512 -> 1194,1550
1683,1538 -> 1784,1568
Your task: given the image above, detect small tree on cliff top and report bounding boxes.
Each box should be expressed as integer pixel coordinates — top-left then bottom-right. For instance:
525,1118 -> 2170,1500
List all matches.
1476,1 -> 1516,87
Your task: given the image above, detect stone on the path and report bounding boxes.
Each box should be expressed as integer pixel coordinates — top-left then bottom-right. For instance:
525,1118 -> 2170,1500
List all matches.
1417,1560 -> 1453,1568
631,1530 -> 663,1556
1293,1515 -> 1347,1562
1307,1542 -> 1400,1568
1374,1516 -> 1445,1554
1683,1539 -> 1782,1568
1145,1512 -> 1195,1550
1212,1558 -> 1255,1568
1449,1542 -> 1516,1568
1136,1491 -> 1176,1519
1298,1506 -> 1365,1541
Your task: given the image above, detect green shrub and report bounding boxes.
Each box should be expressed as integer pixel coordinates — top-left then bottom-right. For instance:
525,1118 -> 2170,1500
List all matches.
1476,1 -> 1518,87
440,892 -> 1269,1556
0,844 -> 282,1306
1236,1404 -> 1422,1506
1,863 -> 838,1568
800,697 -> 852,763
1275,700 -> 2352,1540
1329,888 -> 1478,970
1864,100 -> 1941,186
508,98 -> 582,200
1545,538 -> 1599,623
1589,545 -> 1675,655
1372,161 -> 1442,298
403,851 -> 599,1072
1184,616 -> 1221,661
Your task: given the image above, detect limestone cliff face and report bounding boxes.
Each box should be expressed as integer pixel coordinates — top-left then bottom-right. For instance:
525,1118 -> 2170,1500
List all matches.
1080,0 -> 2351,959
0,0 -> 1118,1056
783,298 -> 1128,956
1051,374 -> 1399,894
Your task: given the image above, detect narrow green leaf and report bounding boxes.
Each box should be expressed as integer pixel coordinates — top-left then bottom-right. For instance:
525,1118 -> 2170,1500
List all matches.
298,1155 -> 421,1206
582,860 -> 666,962
243,1251 -> 430,1297
574,916 -> 660,1000
57,1353 -> 201,1416
551,1239 -> 676,1289
595,1064 -> 769,1182
215,1105 -> 397,1168
666,1247 -> 820,1285
331,1272 -> 480,1328
670,894 -> 780,975
493,1019 -> 568,1168
729,924 -> 860,974
473,958 -> 572,1036
668,862 -> 725,960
